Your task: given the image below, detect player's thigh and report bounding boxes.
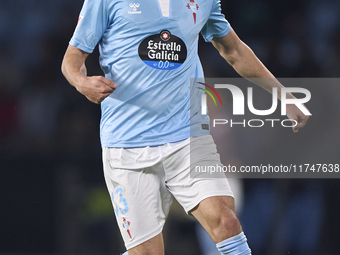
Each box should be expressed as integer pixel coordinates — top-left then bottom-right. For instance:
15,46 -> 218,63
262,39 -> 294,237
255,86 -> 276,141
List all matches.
102,147 -> 172,251
165,135 -> 234,214
164,136 -> 240,242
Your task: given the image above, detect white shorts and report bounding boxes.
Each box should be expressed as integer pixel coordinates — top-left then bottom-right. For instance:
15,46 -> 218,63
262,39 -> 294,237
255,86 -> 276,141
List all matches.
102,135 -> 234,250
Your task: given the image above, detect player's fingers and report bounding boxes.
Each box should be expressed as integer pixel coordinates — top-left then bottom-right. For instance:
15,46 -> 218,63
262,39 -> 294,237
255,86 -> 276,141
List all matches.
106,80 -> 117,90
102,91 -> 112,97
298,116 -> 309,129
87,93 -> 111,104
301,115 -> 310,127
97,76 -> 117,89
293,125 -> 299,133
292,118 -> 300,133
92,78 -> 114,93
103,79 -> 117,90
100,86 -> 114,93
293,115 -> 309,133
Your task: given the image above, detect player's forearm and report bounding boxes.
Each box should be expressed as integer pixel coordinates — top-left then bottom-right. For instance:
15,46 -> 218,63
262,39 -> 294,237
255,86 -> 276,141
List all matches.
61,46 -> 88,90
227,42 -> 272,78
225,42 -> 296,100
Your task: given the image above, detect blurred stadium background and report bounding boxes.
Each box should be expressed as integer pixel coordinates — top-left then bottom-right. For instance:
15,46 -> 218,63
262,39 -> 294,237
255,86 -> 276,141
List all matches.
0,0 -> 339,254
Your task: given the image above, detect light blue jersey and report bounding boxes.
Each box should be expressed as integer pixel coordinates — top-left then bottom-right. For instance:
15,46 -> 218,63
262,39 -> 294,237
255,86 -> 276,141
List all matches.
70,0 -> 231,148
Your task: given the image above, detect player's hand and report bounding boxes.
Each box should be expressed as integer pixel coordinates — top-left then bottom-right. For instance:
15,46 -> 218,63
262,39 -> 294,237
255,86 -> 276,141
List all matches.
76,76 -> 117,104
286,104 -> 310,133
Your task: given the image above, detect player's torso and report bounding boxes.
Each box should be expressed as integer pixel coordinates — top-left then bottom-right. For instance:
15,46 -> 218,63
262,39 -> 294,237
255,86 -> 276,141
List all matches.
99,0 -> 213,147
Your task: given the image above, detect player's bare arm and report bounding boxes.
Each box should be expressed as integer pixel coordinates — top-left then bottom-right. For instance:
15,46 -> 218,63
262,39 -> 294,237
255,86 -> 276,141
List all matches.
61,45 -> 117,104
212,28 -> 310,132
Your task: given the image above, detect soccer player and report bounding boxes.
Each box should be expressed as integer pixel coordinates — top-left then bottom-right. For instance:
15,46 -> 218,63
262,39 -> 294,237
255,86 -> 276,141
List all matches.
61,0 -> 309,254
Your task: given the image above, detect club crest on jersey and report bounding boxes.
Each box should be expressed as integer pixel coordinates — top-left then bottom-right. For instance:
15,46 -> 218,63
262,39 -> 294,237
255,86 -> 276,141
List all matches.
138,30 -> 187,70
128,3 -> 141,14
186,0 -> 199,24
122,217 -> 132,239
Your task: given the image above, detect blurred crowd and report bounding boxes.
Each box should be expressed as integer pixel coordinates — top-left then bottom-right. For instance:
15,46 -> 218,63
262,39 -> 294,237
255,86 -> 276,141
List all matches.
0,0 -> 339,254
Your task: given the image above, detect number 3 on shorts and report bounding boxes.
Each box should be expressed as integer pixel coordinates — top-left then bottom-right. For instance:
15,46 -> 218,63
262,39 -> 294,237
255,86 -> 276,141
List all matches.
111,187 -> 129,216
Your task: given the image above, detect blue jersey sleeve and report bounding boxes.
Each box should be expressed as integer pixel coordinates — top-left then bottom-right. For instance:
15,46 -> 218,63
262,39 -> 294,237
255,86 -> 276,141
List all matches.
201,0 -> 231,42
70,0 -> 109,53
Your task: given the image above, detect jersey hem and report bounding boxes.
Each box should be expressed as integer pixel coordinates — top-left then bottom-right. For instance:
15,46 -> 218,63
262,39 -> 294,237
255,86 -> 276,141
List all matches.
101,134 -> 191,148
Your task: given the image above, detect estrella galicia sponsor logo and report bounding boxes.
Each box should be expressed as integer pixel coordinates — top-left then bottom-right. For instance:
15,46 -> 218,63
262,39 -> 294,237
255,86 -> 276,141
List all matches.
138,30 -> 187,70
